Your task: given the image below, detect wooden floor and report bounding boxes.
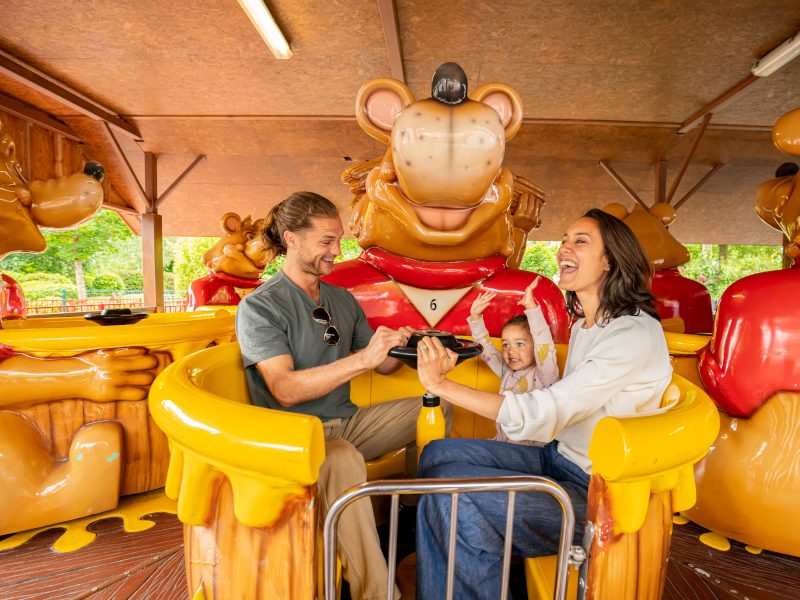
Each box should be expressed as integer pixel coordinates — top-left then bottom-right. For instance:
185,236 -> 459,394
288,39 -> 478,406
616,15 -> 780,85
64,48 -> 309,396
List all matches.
1,510 -> 798,599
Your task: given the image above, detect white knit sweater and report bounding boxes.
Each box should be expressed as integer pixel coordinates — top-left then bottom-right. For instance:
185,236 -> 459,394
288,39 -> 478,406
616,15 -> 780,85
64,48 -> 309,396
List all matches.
496,312 -> 672,473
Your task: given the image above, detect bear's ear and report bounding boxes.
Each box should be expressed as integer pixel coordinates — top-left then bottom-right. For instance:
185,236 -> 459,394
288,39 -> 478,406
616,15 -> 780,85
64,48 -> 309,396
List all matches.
602,203 -> 630,220
355,77 -> 416,144
220,212 -> 242,234
773,107 -> 800,155
650,202 -> 677,226
471,83 -> 523,141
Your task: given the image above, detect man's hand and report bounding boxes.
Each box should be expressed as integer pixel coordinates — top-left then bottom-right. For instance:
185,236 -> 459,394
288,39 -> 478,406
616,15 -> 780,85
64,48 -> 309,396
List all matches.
359,326 -> 409,370
470,291 -> 497,319
518,278 -> 541,311
416,336 -> 458,394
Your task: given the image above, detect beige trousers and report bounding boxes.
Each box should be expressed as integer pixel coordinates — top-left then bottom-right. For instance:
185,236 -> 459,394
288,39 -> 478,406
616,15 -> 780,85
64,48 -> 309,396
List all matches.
318,397 -> 452,600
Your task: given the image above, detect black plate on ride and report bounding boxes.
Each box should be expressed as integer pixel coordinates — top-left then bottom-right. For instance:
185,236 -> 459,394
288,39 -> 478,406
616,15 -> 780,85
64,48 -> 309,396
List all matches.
84,308 -> 149,326
389,329 -> 481,370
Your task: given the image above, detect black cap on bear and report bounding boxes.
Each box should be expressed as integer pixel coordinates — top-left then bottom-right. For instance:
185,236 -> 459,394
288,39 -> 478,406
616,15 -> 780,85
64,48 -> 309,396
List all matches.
431,62 -> 468,105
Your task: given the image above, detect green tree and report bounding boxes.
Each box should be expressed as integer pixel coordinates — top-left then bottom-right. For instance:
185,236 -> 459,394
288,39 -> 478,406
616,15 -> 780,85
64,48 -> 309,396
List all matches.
679,244 -> 782,300
0,209 -> 135,299
172,237 -> 217,293
520,241 -> 560,280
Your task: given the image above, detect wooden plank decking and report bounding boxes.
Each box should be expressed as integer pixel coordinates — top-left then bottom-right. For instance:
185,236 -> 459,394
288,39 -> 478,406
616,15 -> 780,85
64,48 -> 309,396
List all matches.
1,509 -> 798,599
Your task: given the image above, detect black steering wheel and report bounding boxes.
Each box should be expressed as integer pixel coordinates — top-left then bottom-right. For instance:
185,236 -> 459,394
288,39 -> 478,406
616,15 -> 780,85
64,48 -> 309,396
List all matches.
388,329 -> 481,370
84,308 -> 149,326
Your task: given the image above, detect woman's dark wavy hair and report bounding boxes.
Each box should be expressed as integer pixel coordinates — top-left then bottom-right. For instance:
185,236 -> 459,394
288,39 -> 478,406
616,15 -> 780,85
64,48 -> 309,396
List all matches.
565,208 -> 659,324
261,191 -> 339,263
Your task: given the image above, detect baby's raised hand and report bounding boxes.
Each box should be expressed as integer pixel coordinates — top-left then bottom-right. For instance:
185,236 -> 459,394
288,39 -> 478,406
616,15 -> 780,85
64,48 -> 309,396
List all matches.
469,291 -> 497,319
518,278 -> 541,310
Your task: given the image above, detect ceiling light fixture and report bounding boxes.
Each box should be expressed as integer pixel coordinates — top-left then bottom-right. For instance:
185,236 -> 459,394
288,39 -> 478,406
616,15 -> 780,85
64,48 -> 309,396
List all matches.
237,0 -> 292,59
752,31 -> 800,77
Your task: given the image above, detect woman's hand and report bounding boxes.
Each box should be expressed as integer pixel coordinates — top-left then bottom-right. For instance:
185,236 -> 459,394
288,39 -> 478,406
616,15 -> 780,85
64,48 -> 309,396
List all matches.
416,336 -> 458,393
469,291 -> 497,319
518,278 -> 541,310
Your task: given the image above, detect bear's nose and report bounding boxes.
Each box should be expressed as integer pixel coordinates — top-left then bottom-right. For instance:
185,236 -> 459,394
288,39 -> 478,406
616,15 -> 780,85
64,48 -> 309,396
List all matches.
83,161 -> 105,183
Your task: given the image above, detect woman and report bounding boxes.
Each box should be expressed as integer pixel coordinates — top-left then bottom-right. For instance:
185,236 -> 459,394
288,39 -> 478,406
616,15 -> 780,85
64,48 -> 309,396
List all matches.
414,209 -> 672,600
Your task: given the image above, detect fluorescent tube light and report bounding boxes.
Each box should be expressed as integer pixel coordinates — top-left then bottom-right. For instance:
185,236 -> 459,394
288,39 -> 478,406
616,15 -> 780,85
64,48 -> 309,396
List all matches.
752,31 -> 800,77
237,0 -> 292,59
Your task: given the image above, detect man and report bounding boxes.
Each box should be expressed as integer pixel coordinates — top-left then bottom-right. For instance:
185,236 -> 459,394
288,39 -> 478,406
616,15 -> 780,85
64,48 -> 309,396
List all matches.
237,191 -> 441,600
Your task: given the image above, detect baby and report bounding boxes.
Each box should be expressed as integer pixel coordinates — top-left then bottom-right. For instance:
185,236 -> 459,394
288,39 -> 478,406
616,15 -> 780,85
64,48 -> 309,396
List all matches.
467,278 -> 560,445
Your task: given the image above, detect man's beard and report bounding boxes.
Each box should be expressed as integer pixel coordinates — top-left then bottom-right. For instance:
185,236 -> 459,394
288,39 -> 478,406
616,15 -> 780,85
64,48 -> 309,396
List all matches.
300,256 -> 332,277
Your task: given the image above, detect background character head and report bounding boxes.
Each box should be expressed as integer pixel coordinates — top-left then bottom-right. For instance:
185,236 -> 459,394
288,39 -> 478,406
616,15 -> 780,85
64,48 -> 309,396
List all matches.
0,119 -> 105,259
346,63 -> 533,262
755,108 -> 800,260
602,202 -> 689,270
202,213 -> 268,280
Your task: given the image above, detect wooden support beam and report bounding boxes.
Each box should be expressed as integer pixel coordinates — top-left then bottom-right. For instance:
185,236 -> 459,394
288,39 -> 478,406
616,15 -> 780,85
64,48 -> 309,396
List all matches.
0,49 -> 141,140
654,160 -> 667,205
598,160 -> 648,210
673,163 -> 725,210
0,92 -> 81,141
666,114 -> 711,204
155,155 -> 207,209
376,0 -> 405,81
141,212 -> 164,310
678,74 -> 759,134
102,201 -> 139,216
141,153 -> 163,309
102,122 -> 148,207
144,152 -> 158,212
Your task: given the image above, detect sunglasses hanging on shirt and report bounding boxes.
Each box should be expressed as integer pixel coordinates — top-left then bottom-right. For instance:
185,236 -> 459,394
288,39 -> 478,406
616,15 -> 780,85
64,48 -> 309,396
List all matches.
311,306 -> 341,346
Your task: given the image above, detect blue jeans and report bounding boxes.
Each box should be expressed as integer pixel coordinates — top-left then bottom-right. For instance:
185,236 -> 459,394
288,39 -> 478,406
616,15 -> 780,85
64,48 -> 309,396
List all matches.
416,438 -> 590,600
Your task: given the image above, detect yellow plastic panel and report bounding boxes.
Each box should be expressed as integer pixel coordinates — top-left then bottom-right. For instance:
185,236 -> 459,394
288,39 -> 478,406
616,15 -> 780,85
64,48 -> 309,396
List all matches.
525,554 -> 579,600
589,374 -> 718,481
351,369 -> 372,407
664,331 -> 711,355
1,310 -> 235,356
149,342 -> 325,528
588,373 -> 719,533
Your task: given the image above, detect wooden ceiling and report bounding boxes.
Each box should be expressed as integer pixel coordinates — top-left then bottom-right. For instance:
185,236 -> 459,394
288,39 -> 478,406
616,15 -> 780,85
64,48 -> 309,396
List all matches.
1,0 -> 799,244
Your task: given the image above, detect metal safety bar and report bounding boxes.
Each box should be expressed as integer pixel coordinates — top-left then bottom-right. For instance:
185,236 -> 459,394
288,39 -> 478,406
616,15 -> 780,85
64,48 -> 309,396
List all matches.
323,476 -> 585,600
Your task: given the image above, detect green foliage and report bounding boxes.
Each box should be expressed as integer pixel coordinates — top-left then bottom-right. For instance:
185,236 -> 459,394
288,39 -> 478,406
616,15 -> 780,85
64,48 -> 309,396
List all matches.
24,280 -> 78,300
172,237 -> 217,293
1,209 -> 137,279
120,270 -> 144,291
8,271 -> 73,285
86,235 -> 141,275
679,244 -> 782,299
86,272 -> 125,293
262,254 -> 286,280
519,241 -> 560,280
162,238 -> 177,273
163,271 -> 176,291
336,238 -> 363,262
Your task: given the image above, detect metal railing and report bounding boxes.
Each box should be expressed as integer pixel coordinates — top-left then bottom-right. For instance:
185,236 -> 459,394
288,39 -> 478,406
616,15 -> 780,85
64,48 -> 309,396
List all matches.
25,290 -> 188,315
323,476 -> 586,600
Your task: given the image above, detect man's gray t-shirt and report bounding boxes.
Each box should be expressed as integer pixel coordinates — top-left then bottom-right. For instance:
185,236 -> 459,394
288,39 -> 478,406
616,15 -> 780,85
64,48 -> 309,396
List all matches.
236,270 -> 374,420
